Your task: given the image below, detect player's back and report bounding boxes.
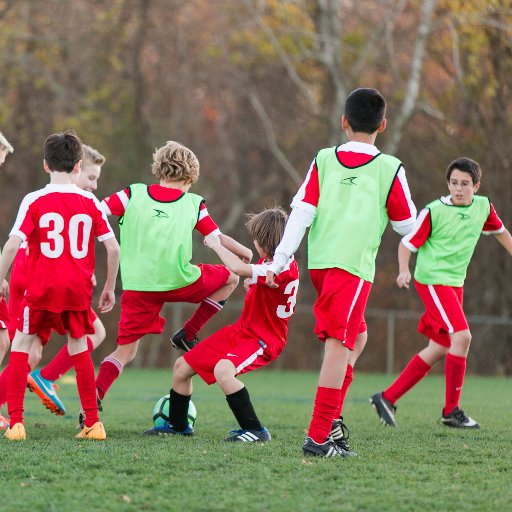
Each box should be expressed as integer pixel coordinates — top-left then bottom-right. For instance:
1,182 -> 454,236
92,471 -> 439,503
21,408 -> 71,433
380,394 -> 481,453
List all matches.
10,184 -> 112,312
239,258 -> 299,348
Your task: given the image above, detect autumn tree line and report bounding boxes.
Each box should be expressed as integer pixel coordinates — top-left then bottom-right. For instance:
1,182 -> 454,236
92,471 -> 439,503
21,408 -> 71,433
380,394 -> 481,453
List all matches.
1,0 -> 511,373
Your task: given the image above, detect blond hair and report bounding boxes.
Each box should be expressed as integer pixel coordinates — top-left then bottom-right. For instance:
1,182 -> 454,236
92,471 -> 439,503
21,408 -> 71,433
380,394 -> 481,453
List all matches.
82,144 -> 105,166
0,132 -> 14,153
245,207 -> 288,257
151,141 -> 200,183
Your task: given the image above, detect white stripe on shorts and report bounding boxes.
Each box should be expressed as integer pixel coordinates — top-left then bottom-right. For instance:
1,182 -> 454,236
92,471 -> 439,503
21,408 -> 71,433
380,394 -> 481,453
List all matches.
235,346 -> 264,375
22,306 -> 30,334
427,284 -> 454,333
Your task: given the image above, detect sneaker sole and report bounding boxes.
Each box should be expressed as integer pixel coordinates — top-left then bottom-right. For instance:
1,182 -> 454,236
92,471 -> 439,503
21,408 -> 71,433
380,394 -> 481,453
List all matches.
369,396 -> 396,427
27,379 -> 65,416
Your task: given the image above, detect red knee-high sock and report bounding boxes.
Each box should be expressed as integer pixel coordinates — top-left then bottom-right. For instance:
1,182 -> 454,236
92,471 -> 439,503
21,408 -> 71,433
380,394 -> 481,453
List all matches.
41,337 -> 93,381
444,353 -> 466,415
183,299 -> 223,339
0,364 -> 10,409
7,352 -> 30,426
72,351 -> 99,427
335,364 -> 353,418
307,386 -> 341,444
95,356 -> 123,400
383,354 -> 431,404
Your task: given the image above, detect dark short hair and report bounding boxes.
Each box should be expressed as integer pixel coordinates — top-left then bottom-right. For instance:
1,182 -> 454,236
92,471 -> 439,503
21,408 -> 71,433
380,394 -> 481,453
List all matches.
43,130 -> 83,173
345,88 -> 386,134
245,207 -> 288,257
445,157 -> 481,185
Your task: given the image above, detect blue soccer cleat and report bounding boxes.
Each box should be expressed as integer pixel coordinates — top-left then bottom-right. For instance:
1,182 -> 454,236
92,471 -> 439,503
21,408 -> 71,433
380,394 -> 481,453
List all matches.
27,369 -> 66,416
142,421 -> 194,436
223,427 -> 271,443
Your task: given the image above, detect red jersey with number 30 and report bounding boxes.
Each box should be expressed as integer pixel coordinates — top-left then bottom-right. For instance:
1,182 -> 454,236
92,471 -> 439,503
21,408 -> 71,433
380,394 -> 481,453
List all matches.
240,257 -> 299,348
9,184 -> 114,312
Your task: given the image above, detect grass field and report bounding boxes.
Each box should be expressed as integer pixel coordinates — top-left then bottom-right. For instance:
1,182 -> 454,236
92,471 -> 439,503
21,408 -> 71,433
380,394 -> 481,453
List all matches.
0,369 -> 511,512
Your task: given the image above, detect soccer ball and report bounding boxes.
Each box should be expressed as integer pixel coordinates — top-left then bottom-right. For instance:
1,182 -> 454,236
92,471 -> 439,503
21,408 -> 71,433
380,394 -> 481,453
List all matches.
152,394 -> 197,428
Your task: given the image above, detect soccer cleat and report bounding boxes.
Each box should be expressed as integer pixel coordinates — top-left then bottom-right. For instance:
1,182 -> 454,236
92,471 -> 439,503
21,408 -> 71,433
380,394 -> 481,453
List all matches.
77,394 -> 103,431
223,427 -> 271,443
0,412 -> 9,431
440,407 -> 480,429
370,392 -> 396,427
330,418 -> 357,456
170,328 -> 199,352
75,421 -> 106,440
4,422 -> 26,441
302,436 -> 349,458
142,421 -> 194,436
27,369 -> 66,416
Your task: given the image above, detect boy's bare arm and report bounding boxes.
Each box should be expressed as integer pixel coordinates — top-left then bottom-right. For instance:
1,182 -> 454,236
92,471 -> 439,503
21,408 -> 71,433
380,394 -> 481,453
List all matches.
0,236 -> 23,295
98,237 -> 120,312
219,234 -> 253,263
494,229 -> 512,256
396,241 -> 412,289
205,235 -> 252,277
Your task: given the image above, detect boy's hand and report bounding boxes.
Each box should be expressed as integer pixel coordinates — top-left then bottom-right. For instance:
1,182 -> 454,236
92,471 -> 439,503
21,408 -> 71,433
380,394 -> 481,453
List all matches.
266,271 -> 278,288
243,278 -> 252,292
0,279 -> 8,297
98,289 -> 115,313
396,271 -> 411,289
204,233 -> 221,248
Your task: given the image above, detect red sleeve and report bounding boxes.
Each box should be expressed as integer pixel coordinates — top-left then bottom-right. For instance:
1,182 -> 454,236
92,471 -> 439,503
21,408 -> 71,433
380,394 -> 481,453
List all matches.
195,202 -> 219,236
91,199 -> 114,241
291,160 -> 319,208
482,203 -> 504,233
9,195 -> 37,241
102,188 -> 130,216
401,208 -> 431,251
386,166 -> 416,222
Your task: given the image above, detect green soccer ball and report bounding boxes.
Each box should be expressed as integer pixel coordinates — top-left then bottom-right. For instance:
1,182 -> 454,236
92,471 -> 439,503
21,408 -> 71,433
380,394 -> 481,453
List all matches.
152,394 -> 197,428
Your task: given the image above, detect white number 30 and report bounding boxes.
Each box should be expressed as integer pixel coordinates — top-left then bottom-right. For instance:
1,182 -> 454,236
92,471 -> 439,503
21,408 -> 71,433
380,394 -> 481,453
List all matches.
276,279 -> 299,319
40,212 -> 92,259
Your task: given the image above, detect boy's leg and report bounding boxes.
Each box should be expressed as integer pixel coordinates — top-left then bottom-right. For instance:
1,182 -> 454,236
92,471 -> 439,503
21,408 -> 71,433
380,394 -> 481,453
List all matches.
441,329 -> 478,428
0,329 -> 9,367
96,341 -> 139,400
26,336 -> 67,416
5,330 -> 36,440
172,266 -> 238,350
142,356 -> 196,435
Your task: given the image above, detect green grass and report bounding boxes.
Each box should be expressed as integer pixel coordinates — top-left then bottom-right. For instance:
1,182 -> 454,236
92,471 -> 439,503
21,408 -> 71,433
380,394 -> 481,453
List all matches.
0,370 -> 511,511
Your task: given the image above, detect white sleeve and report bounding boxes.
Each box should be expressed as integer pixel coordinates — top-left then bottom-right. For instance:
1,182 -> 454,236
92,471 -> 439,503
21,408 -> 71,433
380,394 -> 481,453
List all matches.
249,263 -> 270,283
390,218 -> 416,236
268,205 -> 315,274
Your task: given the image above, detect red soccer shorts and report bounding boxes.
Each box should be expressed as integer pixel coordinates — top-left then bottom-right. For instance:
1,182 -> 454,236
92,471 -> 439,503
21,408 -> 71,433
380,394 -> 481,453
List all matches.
117,264 -> 230,345
414,281 -> 468,347
309,268 -> 371,350
17,302 -> 96,340
0,298 -> 8,329
183,323 -> 281,384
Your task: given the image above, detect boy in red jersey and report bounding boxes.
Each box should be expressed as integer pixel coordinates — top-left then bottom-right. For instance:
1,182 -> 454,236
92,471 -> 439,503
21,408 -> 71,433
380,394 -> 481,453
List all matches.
0,145 -> 108,421
0,132 -> 14,377
0,131 -> 120,440
267,88 -> 417,457
371,157 -> 512,429
92,141 -> 251,418
143,208 -> 299,441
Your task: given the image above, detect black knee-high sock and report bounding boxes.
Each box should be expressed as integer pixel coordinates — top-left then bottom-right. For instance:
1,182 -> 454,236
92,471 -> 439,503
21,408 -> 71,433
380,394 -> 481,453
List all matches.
225,386 -> 262,431
169,388 -> 191,431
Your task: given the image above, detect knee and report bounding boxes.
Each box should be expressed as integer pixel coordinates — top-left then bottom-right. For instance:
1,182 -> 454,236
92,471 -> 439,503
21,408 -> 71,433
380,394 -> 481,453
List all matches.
173,356 -> 189,378
226,271 -> 240,289
214,359 -> 235,385
90,320 -> 106,348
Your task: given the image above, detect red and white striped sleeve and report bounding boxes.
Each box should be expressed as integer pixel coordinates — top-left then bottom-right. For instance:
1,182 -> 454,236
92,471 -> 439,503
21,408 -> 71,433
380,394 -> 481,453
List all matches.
387,166 -> 417,235
195,202 -> 220,237
482,203 -> 505,235
401,208 -> 431,252
291,159 -> 319,211
9,192 -> 38,242
101,188 -> 131,216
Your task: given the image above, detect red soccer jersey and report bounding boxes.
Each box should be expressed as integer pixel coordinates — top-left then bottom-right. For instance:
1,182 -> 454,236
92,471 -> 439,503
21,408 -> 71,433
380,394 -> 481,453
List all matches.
9,184 -> 114,312
101,184 -> 219,236
238,257 -> 300,347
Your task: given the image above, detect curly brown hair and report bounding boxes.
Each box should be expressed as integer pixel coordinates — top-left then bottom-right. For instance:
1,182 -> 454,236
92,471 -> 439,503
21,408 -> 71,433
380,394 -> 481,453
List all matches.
151,141 -> 200,183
